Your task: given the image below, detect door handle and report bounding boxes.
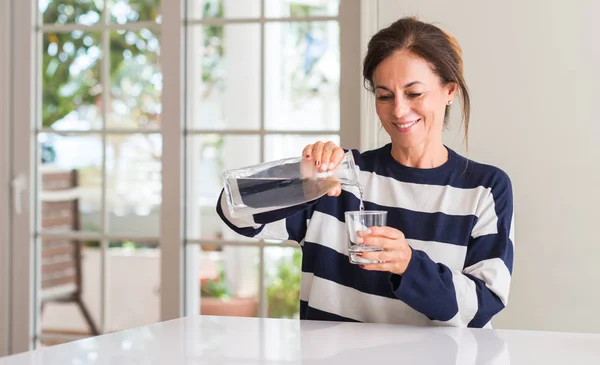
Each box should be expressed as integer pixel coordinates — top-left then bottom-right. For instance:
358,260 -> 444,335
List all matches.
11,173 -> 27,215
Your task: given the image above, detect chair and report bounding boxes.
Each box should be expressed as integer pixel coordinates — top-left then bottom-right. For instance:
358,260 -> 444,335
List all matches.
39,167 -> 99,336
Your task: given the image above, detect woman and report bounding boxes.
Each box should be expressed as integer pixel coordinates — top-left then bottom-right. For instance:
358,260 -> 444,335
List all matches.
217,17 -> 514,328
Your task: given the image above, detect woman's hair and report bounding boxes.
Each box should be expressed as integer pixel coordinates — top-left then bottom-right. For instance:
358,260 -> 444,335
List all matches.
363,16 -> 471,147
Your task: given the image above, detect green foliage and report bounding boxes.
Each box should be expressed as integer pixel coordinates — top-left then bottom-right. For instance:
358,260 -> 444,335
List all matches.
266,249 -> 302,318
289,4 -> 316,17
42,28 -> 101,127
289,2 -> 336,17
82,240 -> 152,249
41,0 -> 164,128
200,264 -> 233,300
200,1 -> 224,84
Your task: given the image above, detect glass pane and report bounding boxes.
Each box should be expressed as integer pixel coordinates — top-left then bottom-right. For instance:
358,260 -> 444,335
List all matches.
42,32 -> 102,130
265,246 -> 301,319
264,134 -> 339,161
38,133 -> 103,233
265,0 -> 339,18
264,22 -> 340,131
39,239 -> 100,346
39,241 -> 161,346
40,0 -> 103,25
110,0 -> 160,24
186,135 -> 260,240
106,242 -> 160,332
186,24 -> 260,130
186,0 -> 260,19
109,29 -> 162,129
199,245 -> 259,317
107,134 -> 162,236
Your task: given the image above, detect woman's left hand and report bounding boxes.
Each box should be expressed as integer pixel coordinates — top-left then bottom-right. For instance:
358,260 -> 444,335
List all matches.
356,226 -> 412,275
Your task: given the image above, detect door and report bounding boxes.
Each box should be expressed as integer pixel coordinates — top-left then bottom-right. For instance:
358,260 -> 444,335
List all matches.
9,0 -> 179,351
7,0 -> 362,354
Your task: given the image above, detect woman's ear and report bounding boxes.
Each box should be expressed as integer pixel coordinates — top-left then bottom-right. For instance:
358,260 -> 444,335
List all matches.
445,82 -> 458,100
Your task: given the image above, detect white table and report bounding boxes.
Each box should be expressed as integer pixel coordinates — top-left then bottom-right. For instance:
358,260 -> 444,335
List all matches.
2,316 -> 600,364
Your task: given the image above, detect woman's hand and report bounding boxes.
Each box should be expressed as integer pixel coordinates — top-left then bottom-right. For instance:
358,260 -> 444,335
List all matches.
355,226 -> 412,275
301,141 -> 344,197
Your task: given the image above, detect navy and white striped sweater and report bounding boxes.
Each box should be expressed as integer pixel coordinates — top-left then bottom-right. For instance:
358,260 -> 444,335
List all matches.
216,144 -> 514,328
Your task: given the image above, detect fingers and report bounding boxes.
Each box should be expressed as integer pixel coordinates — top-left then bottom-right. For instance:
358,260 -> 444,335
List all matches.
359,262 -> 394,272
302,144 -> 314,160
354,234 -> 413,275
357,226 -> 405,240
319,141 -> 339,171
359,246 -> 410,262
326,181 -> 342,197
302,141 -> 343,197
311,142 -> 325,168
358,250 -> 391,263
356,235 -> 394,249
357,246 -> 412,275
330,147 -> 346,168
301,141 -> 342,171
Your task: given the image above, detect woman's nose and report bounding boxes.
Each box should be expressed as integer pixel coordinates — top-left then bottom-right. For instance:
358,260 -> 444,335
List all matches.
392,98 -> 410,118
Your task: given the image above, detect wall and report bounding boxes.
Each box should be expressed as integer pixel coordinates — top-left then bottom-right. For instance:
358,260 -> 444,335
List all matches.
375,0 -> 600,333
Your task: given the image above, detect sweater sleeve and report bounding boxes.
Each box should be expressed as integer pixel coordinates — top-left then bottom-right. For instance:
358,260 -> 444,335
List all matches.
216,188 -> 316,243
389,171 -> 515,328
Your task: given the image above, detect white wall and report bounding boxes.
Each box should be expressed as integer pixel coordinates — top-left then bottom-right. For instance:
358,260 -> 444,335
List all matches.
375,0 -> 600,333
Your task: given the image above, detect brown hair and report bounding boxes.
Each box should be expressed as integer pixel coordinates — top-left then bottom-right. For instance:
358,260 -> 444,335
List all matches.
363,17 -> 471,148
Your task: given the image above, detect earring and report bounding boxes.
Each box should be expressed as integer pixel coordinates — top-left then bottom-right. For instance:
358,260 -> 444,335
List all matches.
447,100 -> 453,105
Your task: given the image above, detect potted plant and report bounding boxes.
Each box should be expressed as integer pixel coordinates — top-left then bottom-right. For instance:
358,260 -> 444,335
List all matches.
200,263 -> 259,317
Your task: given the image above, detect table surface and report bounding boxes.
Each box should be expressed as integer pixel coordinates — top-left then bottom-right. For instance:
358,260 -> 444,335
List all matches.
2,315 -> 600,365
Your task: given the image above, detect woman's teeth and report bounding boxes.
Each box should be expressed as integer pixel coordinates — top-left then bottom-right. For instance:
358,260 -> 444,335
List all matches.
398,120 -> 418,129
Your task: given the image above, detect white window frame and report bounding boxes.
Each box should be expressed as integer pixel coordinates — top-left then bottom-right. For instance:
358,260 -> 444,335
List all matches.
359,0 -> 381,151
182,0 -> 362,318
6,0 -> 366,354
7,0 -> 171,350
0,0 -> 12,356
9,0 -> 37,355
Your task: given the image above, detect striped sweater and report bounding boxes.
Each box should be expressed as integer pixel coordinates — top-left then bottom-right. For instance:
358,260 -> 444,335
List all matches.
216,144 -> 514,328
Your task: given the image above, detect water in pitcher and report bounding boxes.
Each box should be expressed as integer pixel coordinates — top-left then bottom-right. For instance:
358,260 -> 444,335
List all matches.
224,176 -> 340,215
223,151 -> 360,217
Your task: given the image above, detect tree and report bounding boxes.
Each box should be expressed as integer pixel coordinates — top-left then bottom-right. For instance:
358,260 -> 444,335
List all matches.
41,0 -> 161,128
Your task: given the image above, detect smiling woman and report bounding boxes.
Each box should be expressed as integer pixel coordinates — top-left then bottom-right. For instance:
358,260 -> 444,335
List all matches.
217,16 -> 514,328
363,17 -> 470,164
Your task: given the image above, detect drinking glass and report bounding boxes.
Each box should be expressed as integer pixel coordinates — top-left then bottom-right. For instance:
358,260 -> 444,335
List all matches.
345,210 -> 387,264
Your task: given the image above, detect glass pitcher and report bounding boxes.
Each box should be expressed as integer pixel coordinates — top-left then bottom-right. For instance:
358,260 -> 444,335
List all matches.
222,151 -> 359,217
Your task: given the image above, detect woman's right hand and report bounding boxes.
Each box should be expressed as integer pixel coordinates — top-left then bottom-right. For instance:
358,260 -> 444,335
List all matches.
301,141 -> 345,197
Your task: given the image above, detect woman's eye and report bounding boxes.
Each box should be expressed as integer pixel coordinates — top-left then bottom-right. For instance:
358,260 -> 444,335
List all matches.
407,93 -> 423,99
377,95 -> 393,101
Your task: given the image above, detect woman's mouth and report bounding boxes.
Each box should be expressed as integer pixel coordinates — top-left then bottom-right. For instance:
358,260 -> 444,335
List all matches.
394,119 -> 420,133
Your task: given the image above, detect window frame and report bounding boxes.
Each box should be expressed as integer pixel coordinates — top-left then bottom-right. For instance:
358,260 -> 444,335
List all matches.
6,0 -> 366,353
0,0 -> 12,356
182,0 -> 361,319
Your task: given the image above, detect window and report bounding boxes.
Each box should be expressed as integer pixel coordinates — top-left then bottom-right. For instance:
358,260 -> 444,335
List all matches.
35,0 -> 163,346
184,0 -> 345,319
7,0 -> 360,350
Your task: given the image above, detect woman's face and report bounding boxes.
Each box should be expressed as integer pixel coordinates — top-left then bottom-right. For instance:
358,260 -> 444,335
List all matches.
373,50 -> 457,150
